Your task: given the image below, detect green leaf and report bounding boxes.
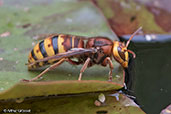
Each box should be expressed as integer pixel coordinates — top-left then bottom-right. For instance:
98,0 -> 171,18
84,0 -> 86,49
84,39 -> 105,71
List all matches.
0,92 -> 145,114
0,81 -> 122,100
0,0 -> 124,99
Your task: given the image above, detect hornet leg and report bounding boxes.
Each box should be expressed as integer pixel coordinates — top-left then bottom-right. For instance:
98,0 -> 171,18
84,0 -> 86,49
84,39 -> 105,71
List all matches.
78,57 -> 91,81
21,58 -> 66,82
105,57 -> 114,81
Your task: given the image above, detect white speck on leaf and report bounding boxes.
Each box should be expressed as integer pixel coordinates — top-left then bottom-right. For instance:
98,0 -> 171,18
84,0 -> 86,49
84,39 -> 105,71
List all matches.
0,87 -> 4,91
0,31 -> 10,37
14,48 -> 18,51
0,57 -> 3,61
16,61 -> 19,64
98,93 -> 105,103
94,100 -> 101,107
66,18 -> 73,23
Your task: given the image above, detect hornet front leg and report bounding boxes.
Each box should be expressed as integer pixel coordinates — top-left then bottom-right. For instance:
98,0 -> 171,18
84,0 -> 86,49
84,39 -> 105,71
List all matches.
103,57 -> 114,81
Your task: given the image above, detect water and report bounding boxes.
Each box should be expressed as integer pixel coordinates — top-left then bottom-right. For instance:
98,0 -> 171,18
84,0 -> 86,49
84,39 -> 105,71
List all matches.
120,35 -> 171,114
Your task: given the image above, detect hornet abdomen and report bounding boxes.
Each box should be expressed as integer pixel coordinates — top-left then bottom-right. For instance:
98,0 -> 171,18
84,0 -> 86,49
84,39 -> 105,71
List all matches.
28,34 -> 84,69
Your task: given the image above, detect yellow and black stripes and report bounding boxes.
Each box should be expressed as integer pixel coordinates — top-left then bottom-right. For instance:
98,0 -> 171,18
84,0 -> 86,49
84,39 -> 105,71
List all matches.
31,50 -> 37,60
28,34 -> 84,69
39,40 -> 48,57
52,36 -> 58,54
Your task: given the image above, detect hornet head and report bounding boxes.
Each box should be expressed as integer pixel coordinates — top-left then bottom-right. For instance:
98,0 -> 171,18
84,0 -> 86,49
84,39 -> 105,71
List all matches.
112,27 -> 142,68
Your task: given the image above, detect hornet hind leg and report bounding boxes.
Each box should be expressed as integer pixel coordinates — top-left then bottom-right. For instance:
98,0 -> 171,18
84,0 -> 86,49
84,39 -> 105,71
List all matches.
21,58 -> 66,82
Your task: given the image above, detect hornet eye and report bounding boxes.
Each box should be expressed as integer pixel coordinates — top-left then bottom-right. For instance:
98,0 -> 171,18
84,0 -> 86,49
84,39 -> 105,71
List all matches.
117,47 -> 126,61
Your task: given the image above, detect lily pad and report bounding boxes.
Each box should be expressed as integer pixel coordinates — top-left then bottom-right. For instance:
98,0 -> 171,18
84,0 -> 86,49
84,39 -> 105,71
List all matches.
0,0 -> 124,99
0,92 -> 145,114
0,81 -> 122,100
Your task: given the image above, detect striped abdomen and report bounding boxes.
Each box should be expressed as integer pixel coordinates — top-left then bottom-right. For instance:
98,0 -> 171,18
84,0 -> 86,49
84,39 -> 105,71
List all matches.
28,34 -> 84,69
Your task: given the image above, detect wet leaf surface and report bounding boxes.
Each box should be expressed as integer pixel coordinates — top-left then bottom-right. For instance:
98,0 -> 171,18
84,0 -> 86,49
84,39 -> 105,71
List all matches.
0,0 -> 123,99
0,92 -> 145,114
